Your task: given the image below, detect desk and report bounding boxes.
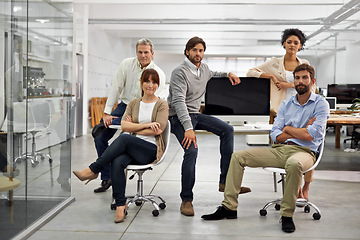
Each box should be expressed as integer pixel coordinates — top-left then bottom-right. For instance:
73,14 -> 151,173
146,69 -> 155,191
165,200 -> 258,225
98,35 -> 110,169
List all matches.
110,123 -> 273,134
327,115 -> 360,148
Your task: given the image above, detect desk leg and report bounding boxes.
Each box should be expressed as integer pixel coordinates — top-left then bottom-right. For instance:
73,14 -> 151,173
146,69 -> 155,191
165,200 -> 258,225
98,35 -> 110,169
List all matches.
335,125 -> 341,148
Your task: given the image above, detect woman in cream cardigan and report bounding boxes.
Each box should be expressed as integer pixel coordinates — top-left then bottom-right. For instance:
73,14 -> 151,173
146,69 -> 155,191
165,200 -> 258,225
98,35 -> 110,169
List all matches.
73,69 -> 169,223
247,28 -> 313,200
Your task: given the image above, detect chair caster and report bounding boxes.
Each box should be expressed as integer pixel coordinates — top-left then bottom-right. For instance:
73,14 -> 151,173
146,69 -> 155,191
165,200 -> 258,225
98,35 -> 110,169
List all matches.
259,209 -> 267,216
152,209 -> 159,217
313,212 -> 321,220
31,162 -> 39,168
304,205 -> 310,213
159,202 -> 166,210
135,200 -> 142,206
275,204 -> 280,210
49,158 -> 53,163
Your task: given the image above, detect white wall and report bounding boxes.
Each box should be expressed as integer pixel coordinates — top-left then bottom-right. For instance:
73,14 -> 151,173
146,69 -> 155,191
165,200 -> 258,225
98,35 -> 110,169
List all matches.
87,26 -> 132,99
316,41 -> 360,91
345,42 -> 360,83
154,52 -> 184,82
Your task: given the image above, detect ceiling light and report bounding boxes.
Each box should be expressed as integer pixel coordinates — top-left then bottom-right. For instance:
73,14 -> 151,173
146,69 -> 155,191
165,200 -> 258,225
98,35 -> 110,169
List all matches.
13,6 -> 22,12
36,19 -> 50,24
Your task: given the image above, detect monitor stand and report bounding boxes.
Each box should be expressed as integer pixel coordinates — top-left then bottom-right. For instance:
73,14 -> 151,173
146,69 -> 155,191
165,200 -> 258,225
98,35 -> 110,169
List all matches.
213,115 -> 271,145
212,115 -> 270,125
336,104 -> 351,111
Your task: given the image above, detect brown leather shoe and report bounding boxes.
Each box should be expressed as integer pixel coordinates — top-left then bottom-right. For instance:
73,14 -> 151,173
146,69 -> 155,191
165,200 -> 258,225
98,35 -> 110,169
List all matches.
219,183 -> 251,194
180,200 -> 194,216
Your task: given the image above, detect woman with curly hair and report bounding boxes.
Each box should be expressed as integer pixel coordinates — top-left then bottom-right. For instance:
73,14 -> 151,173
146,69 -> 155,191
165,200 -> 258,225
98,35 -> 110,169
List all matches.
247,28 -> 314,201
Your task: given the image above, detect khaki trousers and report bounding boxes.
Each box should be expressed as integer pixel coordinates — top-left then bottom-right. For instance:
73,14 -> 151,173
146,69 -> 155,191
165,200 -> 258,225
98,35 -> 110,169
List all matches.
222,144 -> 315,217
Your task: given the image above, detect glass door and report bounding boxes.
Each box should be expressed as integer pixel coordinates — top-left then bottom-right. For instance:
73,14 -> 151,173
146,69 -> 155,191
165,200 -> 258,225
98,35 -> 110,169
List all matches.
0,1 -> 74,239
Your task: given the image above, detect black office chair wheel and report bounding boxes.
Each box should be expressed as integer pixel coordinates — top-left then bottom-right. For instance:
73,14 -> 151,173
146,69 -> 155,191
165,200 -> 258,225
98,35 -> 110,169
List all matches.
49,158 -> 53,163
275,204 -> 280,211
135,201 -> 142,206
159,203 -> 166,210
259,209 -> 267,216
152,209 -> 159,217
304,205 -> 310,213
313,213 -> 321,220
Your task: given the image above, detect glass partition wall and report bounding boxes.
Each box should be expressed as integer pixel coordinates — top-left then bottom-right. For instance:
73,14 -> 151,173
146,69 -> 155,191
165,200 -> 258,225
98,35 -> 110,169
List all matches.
0,1 -> 74,239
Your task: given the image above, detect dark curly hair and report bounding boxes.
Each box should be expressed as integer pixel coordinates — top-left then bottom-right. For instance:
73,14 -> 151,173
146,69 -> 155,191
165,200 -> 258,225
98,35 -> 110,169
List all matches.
281,28 -> 307,51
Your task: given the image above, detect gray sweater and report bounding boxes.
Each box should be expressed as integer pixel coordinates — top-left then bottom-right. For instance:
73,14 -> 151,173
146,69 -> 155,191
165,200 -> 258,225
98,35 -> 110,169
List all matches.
167,60 -> 228,131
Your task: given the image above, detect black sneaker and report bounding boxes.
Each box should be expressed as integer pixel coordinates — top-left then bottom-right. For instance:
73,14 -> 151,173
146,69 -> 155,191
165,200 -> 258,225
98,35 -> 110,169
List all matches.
94,180 -> 112,193
281,216 -> 296,233
201,205 -> 237,220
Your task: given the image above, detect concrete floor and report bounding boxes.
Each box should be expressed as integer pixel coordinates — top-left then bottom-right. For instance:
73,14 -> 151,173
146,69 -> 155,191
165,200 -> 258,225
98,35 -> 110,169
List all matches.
26,130 -> 360,240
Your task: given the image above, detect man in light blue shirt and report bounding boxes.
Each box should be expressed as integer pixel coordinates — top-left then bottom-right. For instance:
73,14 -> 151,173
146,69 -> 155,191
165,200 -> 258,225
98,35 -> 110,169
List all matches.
201,64 -> 330,234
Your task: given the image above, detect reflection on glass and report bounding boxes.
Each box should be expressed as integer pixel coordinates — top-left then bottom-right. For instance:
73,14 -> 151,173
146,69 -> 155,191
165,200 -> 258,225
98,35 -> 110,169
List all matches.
0,1 -> 73,239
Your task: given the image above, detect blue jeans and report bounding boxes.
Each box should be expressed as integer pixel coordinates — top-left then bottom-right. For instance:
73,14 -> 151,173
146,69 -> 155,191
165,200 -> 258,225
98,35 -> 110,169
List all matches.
90,134 -> 157,206
169,113 -> 234,201
94,102 -> 127,180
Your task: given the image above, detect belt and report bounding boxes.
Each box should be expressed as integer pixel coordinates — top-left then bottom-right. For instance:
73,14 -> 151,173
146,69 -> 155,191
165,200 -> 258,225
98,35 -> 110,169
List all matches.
276,142 -> 317,157
275,141 -> 299,146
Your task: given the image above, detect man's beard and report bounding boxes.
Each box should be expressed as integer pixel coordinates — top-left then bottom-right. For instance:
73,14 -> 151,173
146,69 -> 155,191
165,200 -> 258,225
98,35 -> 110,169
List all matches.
295,84 -> 310,95
189,55 -> 202,64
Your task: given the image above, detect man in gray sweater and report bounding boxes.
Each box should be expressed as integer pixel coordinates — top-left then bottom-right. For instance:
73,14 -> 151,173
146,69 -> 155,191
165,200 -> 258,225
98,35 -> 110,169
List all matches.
168,36 -> 250,216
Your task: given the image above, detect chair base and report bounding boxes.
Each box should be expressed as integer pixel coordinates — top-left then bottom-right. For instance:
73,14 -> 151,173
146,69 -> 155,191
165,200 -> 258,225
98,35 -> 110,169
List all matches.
14,152 -> 52,167
110,169 -> 166,217
111,194 -> 166,217
259,197 -> 321,220
14,132 -> 52,167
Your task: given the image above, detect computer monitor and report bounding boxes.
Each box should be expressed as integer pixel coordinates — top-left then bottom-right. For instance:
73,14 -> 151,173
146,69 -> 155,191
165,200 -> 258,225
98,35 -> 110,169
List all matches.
204,77 -> 270,124
327,84 -> 360,109
325,97 -> 337,111
327,84 -> 360,104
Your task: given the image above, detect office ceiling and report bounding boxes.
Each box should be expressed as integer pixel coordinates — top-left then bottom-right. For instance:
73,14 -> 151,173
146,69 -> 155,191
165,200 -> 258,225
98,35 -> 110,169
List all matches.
6,0 -> 360,57
77,0 -> 360,57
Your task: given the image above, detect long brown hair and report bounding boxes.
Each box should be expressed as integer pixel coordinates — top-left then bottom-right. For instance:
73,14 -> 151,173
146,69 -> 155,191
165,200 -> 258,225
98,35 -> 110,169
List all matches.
140,69 -> 160,96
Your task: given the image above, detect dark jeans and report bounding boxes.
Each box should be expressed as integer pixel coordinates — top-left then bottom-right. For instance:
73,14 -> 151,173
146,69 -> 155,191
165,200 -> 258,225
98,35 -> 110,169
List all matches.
90,134 -> 157,206
94,102 -> 127,180
169,113 -> 234,201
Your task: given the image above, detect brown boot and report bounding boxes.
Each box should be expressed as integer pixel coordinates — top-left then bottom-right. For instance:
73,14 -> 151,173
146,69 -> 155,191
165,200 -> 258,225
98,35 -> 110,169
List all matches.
219,183 -> 251,194
180,200 -> 194,216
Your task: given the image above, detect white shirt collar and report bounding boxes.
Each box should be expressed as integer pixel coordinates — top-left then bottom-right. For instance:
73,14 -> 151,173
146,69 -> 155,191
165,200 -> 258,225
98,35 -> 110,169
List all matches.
184,57 -> 201,77
137,59 -> 154,70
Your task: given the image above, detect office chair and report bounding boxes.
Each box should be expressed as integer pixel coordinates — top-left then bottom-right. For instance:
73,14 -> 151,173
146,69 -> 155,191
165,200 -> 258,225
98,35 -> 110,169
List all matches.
110,120 -> 171,217
13,100 -> 52,167
343,126 -> 360,149
1,101 -> 36,167
259,137 -> 325,220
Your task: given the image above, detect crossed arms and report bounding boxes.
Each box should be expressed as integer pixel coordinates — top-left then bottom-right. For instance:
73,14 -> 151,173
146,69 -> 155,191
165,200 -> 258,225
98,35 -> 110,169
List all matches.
275,117 -> 315,143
